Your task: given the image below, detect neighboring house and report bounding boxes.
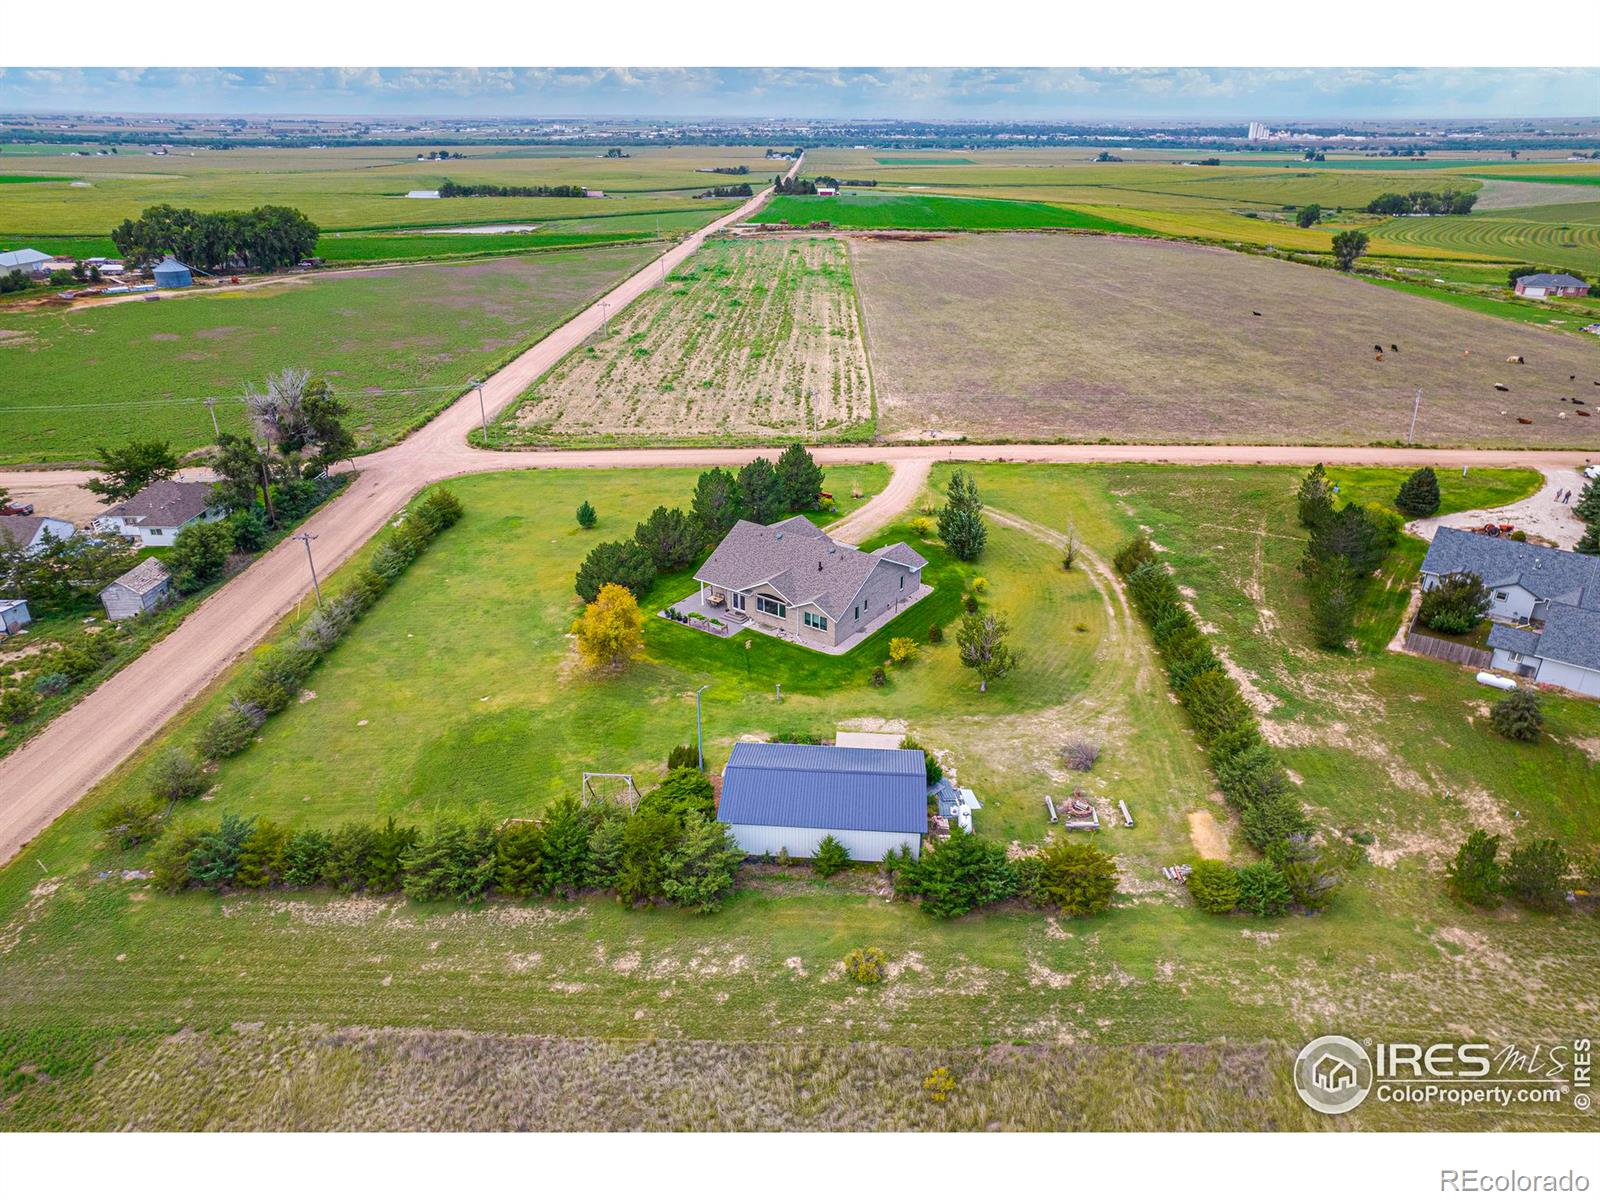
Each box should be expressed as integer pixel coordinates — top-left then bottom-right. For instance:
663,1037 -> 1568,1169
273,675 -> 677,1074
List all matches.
0,248 -> 52,277
151,256 -> 193,288
0,514 -> 75,556
693,515 -> 927,650
100,558 -> 172,620
93,479 -> 224,547
0,598 -> 31,635
1512,272 -> 1589,298
717,741 -> 928,861
815,185 -> 838,196
1419,527 -> 1600,698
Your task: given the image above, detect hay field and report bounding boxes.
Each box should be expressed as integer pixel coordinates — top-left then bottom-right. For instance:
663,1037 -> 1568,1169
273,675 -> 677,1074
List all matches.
506,237 -> 872,443
850,233 -> 1600,447
1371,204 -> 1600,275
0,245 -> 659,464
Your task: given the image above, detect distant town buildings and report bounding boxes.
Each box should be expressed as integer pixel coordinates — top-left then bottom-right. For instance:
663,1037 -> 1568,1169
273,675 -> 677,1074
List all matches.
1247,121 -> 1271,141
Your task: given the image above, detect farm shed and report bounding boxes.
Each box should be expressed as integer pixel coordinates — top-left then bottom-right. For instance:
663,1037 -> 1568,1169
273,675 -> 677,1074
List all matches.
100,558 -> 172,620
1513,273 -> 1589,299
717,741 -> 928,862
0,514 -> 75,556
93,479 -> 224,548
0,248 -> 52,277
0,598 -> 31,635
151,256 -> 193,288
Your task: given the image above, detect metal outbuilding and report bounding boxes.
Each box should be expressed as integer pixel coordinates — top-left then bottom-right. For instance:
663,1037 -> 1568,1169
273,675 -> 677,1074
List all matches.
717,741 -> 928,861
151,256 -> 194,288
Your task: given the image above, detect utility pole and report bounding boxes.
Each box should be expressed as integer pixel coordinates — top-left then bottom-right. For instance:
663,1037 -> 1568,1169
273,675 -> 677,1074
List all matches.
1407,388 -> 1422,444
203,397 -> 220,439
599,300 -> 610,338
292,531 -> 323,607
471,378 -> 489,444
695,684 -> 710,771
256,438 -> 277,525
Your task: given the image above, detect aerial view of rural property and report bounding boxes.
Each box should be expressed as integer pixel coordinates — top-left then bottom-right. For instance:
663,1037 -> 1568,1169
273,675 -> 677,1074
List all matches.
1,18 -> 1597,1192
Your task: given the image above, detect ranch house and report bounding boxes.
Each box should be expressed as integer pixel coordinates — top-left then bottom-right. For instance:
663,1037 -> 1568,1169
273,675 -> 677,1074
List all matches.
717,740 -> 928,862
1512,273 -> 1589,299
93,480 -> 225,548
690,515 -> 929,652
1418,526 -> 1600,698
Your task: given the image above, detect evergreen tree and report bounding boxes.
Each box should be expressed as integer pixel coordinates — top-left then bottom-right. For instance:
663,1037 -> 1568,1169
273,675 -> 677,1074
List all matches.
775,443 -> 825,513
585,804 -> 628,891
1490,687 -> 1543,742
1394,467 -> 1441,517
1577,522 -> 1600,557
1446,829 -> 1503,907
400,820 -> 498,903
1418,572 -> 1490,634
540,795 -> 594,895
1573,479 -> 1600,524
736,457 -> 784,525
187,814 -> 256,890
1503,838 -> 1572,911
234,818 -> 290,888
1306,555 -> 1358,650
575,500 -> 597,529
366,817 -> 419,893
495,822 -> 547,898
1033,838 -> 1118,916
615,809 -> 684,905
1235,861 -> 1294,917
690,468 -> 741,539
938,469 -> 988,561
1296,463 -> 1333,529
811,834 -> 850,878
660,815 -> 743,912
894,827 -> 1017,918
634,506 -> 702,570
574,539 -> 656,603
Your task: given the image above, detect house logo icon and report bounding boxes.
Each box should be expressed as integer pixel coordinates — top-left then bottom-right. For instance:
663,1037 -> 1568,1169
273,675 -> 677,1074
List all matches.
1294,1036 -> 1374,1115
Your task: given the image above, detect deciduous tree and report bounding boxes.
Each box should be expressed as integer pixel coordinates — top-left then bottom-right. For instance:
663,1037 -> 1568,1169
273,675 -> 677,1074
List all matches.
572,582 -> 645,669
85,439 -> 180,502
956,610 -> 1019,692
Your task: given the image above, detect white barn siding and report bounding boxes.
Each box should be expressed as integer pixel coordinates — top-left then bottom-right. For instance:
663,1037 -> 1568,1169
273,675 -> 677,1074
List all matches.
726,823 -> 920,862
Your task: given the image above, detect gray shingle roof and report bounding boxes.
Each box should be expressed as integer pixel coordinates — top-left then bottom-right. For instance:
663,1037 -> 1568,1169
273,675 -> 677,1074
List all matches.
99,480 -> 217,528
718,741 -> 929,836
1530,605 -> 1600,672
1420,527 -> 1600,611
104,558 -> 171,597
1486,624 -> 1541,656
0,515 -> 46,549
694,516 -> 920,620
1516,273 -> 1587,288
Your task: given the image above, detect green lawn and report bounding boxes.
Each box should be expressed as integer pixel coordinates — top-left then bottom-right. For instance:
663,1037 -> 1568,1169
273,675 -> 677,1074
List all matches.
1,460 -> 1596,1131
757,192 -> 1146,233
0,245 -> 658,465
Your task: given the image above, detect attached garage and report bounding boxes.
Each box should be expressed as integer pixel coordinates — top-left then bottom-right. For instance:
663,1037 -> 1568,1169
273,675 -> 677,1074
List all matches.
717,741 -> 928,862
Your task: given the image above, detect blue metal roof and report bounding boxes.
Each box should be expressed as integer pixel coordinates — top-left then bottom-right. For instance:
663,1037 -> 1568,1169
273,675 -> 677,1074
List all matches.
718,741 -> 929,835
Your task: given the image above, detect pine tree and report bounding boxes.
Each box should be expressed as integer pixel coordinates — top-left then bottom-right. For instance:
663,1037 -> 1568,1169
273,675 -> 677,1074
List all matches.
1394,467 -> 1441,517
1296,463 -> 1333,529
775,443 -> 825,513
1577,522 -> 1600,557
1573,479 -> 1600,525
575,500 -> 597,529
938,469 -> 988,561
495,822 -> 546,898
1491,687 -> 1543,742
540,795 -> 594,895
736,457 -> 784,525
1446,830 -> 1503,907
690,468 -> 741,539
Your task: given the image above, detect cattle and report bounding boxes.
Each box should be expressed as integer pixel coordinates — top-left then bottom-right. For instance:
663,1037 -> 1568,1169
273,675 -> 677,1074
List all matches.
1374,344 -> 1383,353
1494,383 -> 1510,392
1506,355 -> 1525,364
1252,310 -> 1261,316
1391,344 -> 1399,352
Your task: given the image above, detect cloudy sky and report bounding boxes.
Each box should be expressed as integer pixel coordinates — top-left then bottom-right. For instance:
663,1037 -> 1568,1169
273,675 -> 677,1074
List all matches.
1,67 -> 1596,120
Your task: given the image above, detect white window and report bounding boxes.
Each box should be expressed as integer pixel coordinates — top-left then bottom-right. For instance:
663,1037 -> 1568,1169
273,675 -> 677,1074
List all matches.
804,611 -> 828,631
731,592 -> 745,611
757,595 -> 786,618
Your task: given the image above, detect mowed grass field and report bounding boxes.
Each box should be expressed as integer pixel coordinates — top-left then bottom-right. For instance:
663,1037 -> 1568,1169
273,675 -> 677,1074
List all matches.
3,461 -> 1598,1131
0,245 -> 659,464
1371,203 -> 1600,276
849,233 -> 1600,447
757,191 -> 1143,233
0,144 -> 771,236
502,237 -> 873,444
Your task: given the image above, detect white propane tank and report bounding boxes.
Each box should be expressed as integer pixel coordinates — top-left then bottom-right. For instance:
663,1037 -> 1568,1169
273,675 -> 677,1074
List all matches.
1476,672 -> 1519,692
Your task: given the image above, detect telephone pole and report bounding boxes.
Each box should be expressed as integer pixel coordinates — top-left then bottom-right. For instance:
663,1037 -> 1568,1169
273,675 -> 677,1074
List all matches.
203,397 -> 220,439
292,531 -> 323,607
1407,388 -> 1423,444
471,378 -> 489,444
599,300 -> 610,338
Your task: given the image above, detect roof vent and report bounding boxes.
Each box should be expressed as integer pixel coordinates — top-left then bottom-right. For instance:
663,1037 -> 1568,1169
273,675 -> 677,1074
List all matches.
774,531 -> 783,540
818,560 -> 824,571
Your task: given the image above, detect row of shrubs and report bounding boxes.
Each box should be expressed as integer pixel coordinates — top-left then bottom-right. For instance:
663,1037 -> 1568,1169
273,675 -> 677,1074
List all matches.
94,489 -> 465,847
1114,533 -> 1344,914
1447,829 -> 1596,913
886,828 -> 1119,920
139,767 -> 746,913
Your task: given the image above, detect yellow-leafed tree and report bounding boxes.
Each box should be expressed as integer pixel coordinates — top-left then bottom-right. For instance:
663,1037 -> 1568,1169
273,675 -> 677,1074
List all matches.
573,583 -> 644,669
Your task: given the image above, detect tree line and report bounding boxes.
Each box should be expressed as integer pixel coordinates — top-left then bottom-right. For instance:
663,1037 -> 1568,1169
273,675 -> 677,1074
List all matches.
111,203 -> 319,271
437,180 -> 587,198
695,183 -> 753,198
1365,190 -> 1476,216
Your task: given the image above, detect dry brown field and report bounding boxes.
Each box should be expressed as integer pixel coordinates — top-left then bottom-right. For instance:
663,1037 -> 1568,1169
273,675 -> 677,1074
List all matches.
850,232 -> 1600,447
508,236 -> 872,442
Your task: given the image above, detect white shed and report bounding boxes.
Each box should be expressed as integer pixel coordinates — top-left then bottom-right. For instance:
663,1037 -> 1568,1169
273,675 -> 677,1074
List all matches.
100,558 -> 172,620
0,598 -> 32,635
